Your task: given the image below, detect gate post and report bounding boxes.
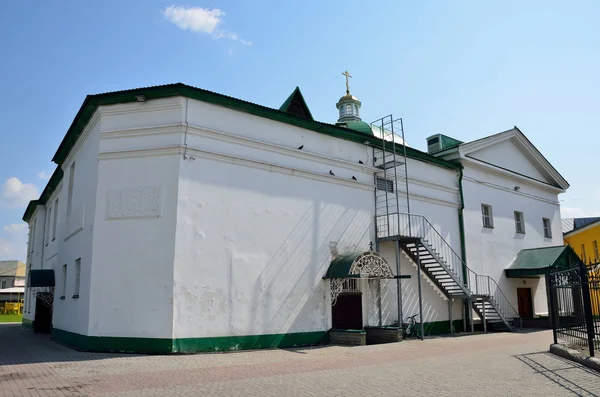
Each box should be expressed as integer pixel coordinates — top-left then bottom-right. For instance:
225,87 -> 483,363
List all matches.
547,271 -> 558,345
580,263 -> 595,357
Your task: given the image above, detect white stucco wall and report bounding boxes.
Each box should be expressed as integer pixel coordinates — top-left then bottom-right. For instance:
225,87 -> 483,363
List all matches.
172,98 -> 376,338
50,116 -> 102,335
462,162 -> 563,315
86,100 -> 184,338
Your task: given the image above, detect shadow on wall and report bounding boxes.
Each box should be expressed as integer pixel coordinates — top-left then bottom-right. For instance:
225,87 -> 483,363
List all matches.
245,199 -> 371,340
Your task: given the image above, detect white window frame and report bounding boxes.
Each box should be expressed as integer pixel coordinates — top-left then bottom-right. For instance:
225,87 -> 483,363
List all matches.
593,240 -> 599,261
581,244 -> 587,263
514,211 -> 525,234
29,219 -> 36,253
482,204 -> 494,228
61,264 -> 67,298
73,258 -> 81,298
543,218 -> 552,238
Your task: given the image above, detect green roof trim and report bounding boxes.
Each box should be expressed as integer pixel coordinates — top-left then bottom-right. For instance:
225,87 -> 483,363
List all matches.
324,252 -> 363,278
504,245 -> 580,278
279,86 -> 314,120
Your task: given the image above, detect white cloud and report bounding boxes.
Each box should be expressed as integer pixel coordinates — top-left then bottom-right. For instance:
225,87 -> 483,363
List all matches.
3,223 -> 27,235
37,170 -> 52,180
1,177 -> 39,208
163,6 -> 251,45
0,222 -> 28,261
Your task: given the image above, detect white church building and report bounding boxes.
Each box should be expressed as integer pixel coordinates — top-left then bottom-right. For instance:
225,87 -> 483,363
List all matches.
21,79 -> 569,353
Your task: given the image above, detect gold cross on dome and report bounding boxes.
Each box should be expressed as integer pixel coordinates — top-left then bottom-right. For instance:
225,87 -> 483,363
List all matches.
342,70 -> 352,94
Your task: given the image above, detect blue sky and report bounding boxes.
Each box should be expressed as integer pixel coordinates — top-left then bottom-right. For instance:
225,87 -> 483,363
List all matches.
1,1 -> 599,261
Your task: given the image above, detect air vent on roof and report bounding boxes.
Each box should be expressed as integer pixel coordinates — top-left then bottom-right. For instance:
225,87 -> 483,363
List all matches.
426,134 -> 463,154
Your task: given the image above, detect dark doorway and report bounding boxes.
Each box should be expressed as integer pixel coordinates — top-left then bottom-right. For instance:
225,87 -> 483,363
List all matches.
517,288 -> 533,318
33,294 -> 52,333
332,293 -> 362,329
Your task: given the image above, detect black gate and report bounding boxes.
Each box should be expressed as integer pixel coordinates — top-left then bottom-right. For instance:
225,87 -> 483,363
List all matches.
548,263 -> 600,357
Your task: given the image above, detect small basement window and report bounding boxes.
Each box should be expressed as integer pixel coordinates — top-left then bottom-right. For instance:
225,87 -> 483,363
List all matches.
376,177 -> 394,193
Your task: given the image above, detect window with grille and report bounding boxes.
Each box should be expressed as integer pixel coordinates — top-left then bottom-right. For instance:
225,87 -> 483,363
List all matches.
594,240 -> 599,261
581,244 -> 587,263
481,204 -> 493,228
376,177 -> 394,193
514,211 -> 525,233
543,218 -> 552,238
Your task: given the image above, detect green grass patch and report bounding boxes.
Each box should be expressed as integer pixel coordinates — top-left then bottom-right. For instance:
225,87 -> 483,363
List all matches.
0,314 -> 22,323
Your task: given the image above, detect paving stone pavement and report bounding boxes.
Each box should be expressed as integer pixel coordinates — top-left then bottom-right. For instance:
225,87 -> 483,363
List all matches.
1,323 -> 599,396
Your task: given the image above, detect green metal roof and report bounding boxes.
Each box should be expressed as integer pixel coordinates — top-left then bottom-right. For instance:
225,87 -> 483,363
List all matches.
342,120 -> 374,135
324,252 -> 363,279
504,246 -> 580,277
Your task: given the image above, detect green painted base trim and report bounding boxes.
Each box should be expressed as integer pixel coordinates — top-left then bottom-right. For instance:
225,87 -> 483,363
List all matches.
51,328 -> 329,354
174,331 -> 327,353
422,320 -> 464,336
21,318 -> 34,329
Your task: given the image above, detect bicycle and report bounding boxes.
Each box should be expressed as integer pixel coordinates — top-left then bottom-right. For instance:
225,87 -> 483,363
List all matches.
401,314 -> 421,339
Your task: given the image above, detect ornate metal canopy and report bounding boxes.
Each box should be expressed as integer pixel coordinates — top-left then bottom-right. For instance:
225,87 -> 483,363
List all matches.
324,250 -> 394,306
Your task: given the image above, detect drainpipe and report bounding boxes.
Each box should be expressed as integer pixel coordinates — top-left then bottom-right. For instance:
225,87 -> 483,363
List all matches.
457,166 -> 470,329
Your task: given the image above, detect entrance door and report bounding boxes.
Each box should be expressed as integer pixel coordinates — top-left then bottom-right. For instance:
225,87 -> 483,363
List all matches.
332,293 -> 363,329
517,288 -> 533,318
33,294 -> 52,333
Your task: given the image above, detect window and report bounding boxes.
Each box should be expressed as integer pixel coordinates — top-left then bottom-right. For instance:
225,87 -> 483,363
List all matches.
52,199 -> 58,240
44,207 -> 52,246
594,240 -> 599,261
514,211 -> 525,233
67,162 -> 75,215
345,104 -> 353,116
29,219 -> 36,253
1,281 -> 6,289
581,244 -> 587,263
376,177 -> 394,193
61,264 -> 67,299
481,204 -> 494,228
543,218 -> 552,238
73,258 -> 81,298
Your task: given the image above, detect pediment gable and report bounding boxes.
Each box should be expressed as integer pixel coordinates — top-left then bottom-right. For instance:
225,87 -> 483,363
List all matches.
460,128 -> 568,190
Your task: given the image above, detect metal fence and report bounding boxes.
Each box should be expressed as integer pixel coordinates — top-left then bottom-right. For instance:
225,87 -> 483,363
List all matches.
548,263 -> 600,357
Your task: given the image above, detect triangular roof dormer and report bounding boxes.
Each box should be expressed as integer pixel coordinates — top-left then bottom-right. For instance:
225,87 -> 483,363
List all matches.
279,87 -> 314,121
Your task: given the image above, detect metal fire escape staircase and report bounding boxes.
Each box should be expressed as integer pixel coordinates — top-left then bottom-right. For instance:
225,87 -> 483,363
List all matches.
370,116 -> 522,333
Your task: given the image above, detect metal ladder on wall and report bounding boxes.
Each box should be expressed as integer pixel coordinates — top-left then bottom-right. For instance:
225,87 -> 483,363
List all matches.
370,115 -> 522,333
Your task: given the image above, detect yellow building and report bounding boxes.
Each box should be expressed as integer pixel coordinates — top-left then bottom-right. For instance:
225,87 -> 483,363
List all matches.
563,217 -> 600,316
563,217 -> 600,264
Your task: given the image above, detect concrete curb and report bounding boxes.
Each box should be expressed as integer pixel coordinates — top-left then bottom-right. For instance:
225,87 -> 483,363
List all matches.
550,344 -> 600,372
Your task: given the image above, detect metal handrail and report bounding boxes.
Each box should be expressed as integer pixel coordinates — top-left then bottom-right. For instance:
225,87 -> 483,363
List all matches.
376,211 -> 522,328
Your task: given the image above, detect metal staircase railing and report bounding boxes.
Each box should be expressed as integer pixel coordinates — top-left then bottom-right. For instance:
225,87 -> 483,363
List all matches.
376,212 -> 522,331
469,271 -> 523,329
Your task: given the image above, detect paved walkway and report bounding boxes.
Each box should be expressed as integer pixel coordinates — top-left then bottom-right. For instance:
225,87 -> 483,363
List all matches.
1,323 -> 599,396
